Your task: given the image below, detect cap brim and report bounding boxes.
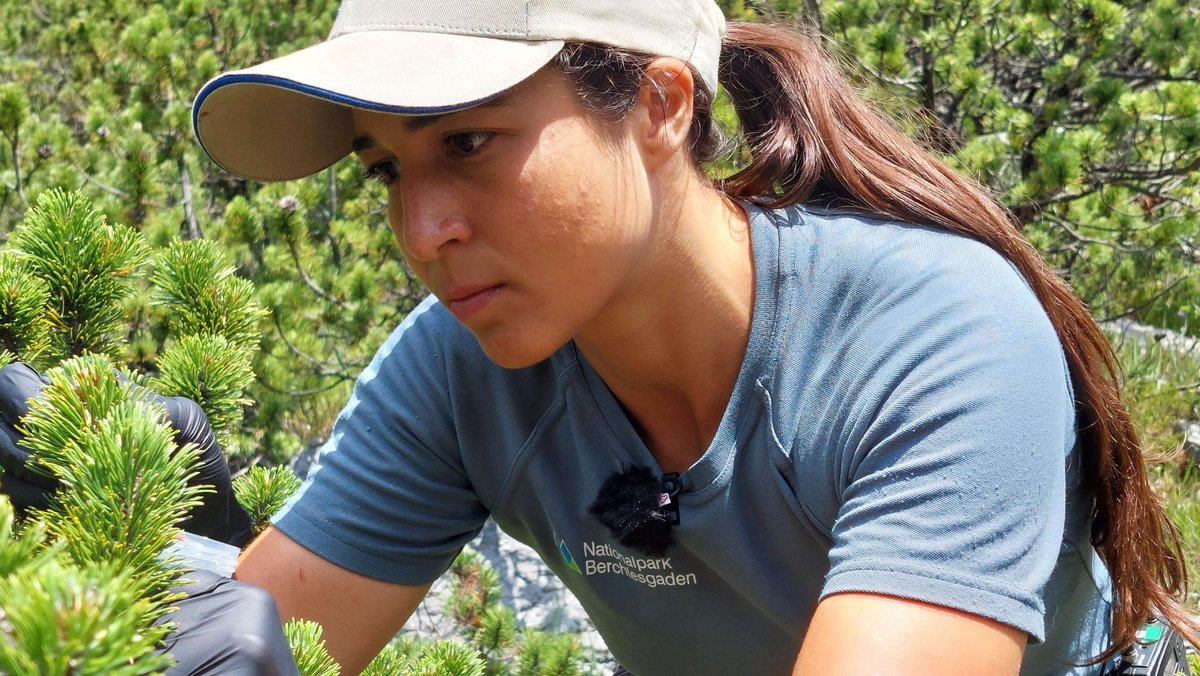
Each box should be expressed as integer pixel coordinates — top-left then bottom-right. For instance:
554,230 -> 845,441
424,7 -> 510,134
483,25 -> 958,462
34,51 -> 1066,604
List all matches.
193,31 -> 564,181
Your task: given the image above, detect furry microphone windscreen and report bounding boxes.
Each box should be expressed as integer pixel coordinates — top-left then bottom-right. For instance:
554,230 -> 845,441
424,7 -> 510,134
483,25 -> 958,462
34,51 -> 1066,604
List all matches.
587,465 -> 678,557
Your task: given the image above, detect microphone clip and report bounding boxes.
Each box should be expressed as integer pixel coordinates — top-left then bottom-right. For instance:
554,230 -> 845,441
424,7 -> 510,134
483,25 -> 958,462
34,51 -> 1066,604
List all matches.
658,472 -> 681,526
588,465 -> 683,557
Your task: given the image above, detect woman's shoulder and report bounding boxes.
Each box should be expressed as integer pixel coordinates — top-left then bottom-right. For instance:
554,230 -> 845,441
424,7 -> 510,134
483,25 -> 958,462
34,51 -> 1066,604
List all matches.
751,200 -> 1070,440
776,201 -> 1018,276
758,201 -> 1046,323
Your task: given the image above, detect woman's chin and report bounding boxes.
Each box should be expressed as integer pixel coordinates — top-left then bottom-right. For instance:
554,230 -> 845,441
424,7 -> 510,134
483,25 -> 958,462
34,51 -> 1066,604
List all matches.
472,331 -> 565,370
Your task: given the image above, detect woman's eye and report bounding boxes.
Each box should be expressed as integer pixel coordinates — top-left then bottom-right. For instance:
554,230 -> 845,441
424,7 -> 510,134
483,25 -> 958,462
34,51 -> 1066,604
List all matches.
362,160 -> 400,186
445,131 -> 493,156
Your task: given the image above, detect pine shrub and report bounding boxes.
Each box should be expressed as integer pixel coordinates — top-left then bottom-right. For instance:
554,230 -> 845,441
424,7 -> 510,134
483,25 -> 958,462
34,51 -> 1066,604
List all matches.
233,465 -> 302,535
0,189 -> 586,675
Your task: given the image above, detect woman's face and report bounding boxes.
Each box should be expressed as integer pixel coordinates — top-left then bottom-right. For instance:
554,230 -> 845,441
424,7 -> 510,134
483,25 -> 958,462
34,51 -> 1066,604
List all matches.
352,66 -> 658,368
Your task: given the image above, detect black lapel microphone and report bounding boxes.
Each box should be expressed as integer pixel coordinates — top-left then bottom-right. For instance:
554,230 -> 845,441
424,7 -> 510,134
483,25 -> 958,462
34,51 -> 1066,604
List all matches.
588,465 -> 682,557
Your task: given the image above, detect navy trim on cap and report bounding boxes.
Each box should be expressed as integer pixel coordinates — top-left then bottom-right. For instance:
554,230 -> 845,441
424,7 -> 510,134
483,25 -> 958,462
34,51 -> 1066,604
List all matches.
192,73 -> 506,176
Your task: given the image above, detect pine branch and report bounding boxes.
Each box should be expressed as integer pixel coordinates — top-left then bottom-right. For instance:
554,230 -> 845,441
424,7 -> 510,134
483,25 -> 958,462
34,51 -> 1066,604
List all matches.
0,84 -> 29,208
154,334 -> 255,440
231,465 -> 301,535
284,620 -> 341,676
73,165 -> 131,198
8,190 -> 149,360
19,356 -> 204,606
0,557 -> 173,675
1099,273 -> 1199,323
151,239 -> 266,350
1041,213 -> 1141,253
287,236 -> 346,308
1099,69 -> 1200,86
8,132 -> 24,207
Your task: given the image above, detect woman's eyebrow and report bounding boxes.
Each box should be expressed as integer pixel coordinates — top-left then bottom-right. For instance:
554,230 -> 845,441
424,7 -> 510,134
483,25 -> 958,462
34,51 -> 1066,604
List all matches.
351,93 -> 515,152
403,94 -> 514,132
402,112 -> 453,133
350,93 -> 513,151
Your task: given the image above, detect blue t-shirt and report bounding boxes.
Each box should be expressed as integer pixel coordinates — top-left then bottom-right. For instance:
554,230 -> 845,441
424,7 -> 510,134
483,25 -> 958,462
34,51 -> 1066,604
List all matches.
274,202 -> 1112,675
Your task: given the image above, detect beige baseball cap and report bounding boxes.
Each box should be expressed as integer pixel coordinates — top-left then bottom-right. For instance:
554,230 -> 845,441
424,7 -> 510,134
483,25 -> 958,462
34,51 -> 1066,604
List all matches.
192,0 -> 727,182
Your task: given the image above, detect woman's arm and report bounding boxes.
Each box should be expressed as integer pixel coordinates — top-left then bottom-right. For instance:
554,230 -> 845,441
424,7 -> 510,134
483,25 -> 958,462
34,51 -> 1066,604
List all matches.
794,593 -> 1025,675
236,526 -> 432,675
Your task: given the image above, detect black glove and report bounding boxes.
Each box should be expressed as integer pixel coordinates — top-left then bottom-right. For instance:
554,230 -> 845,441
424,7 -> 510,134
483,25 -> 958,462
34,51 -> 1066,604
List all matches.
157,569 -> 299,675
0,362 -> 253,547
0,363 -> 55,510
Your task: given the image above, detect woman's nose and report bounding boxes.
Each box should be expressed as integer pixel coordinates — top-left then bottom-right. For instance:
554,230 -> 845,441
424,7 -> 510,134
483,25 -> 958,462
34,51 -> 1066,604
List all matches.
394,180 -> 471,263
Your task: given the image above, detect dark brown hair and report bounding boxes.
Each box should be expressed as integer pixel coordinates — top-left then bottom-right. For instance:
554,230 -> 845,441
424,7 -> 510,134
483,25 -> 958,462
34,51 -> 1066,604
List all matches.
555,22 -> 1196,661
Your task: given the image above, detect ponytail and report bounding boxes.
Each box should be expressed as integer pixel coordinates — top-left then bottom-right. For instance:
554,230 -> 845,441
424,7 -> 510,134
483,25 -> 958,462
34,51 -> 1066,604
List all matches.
717,21 -> 1196,660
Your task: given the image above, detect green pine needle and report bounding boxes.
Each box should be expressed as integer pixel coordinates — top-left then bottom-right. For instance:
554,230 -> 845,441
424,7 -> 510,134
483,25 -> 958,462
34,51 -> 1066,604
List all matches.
0,497 -> 57,577
151,239 -> 267,351
406,640 -> 487,676
474,604 -> 517,656
0,254 -> 51,366
232,465 -> 301,535
17,354 -> 128,472
0,557 -> 172,675
17,355 -> 204,606
154,334 -> 255,442
283,619 -> 341,676
50,403 -> 204,605
8,189 -> 148,361
222,197 -> 266,246
361,642 -> 414,676
516,631 -> 582,676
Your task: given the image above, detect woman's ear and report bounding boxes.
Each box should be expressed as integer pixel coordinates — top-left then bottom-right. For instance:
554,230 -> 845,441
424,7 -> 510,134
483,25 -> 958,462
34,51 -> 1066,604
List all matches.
633,58 -> 695,170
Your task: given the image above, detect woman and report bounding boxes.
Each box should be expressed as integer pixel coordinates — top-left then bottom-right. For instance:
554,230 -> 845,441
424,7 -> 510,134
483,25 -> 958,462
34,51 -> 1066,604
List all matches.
192,0 -> 1194,673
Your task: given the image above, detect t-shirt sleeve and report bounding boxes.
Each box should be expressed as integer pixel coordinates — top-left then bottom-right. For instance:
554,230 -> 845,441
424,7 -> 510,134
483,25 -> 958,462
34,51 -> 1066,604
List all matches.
271,297 -> 488,585
815,230 -> 1075,642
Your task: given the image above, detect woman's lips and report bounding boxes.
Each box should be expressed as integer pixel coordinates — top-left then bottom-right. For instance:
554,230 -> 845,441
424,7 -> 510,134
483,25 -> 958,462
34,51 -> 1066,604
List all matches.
444,284 -> 503,321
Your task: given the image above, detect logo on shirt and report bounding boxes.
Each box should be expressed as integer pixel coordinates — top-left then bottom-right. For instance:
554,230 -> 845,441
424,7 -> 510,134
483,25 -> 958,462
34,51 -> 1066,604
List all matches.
558,538 -> 582,574
559,538 -> 698,588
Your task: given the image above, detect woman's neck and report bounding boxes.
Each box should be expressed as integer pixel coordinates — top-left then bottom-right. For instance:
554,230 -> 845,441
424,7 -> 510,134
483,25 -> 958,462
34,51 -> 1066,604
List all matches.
575,185 -> 754,474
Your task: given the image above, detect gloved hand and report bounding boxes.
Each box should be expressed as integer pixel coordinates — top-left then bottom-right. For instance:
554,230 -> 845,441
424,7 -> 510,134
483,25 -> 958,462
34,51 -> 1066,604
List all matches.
0,363 -> 56,511
0,364 -> 55,510
0,362 -> 253,547
157,569 -> 299,675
